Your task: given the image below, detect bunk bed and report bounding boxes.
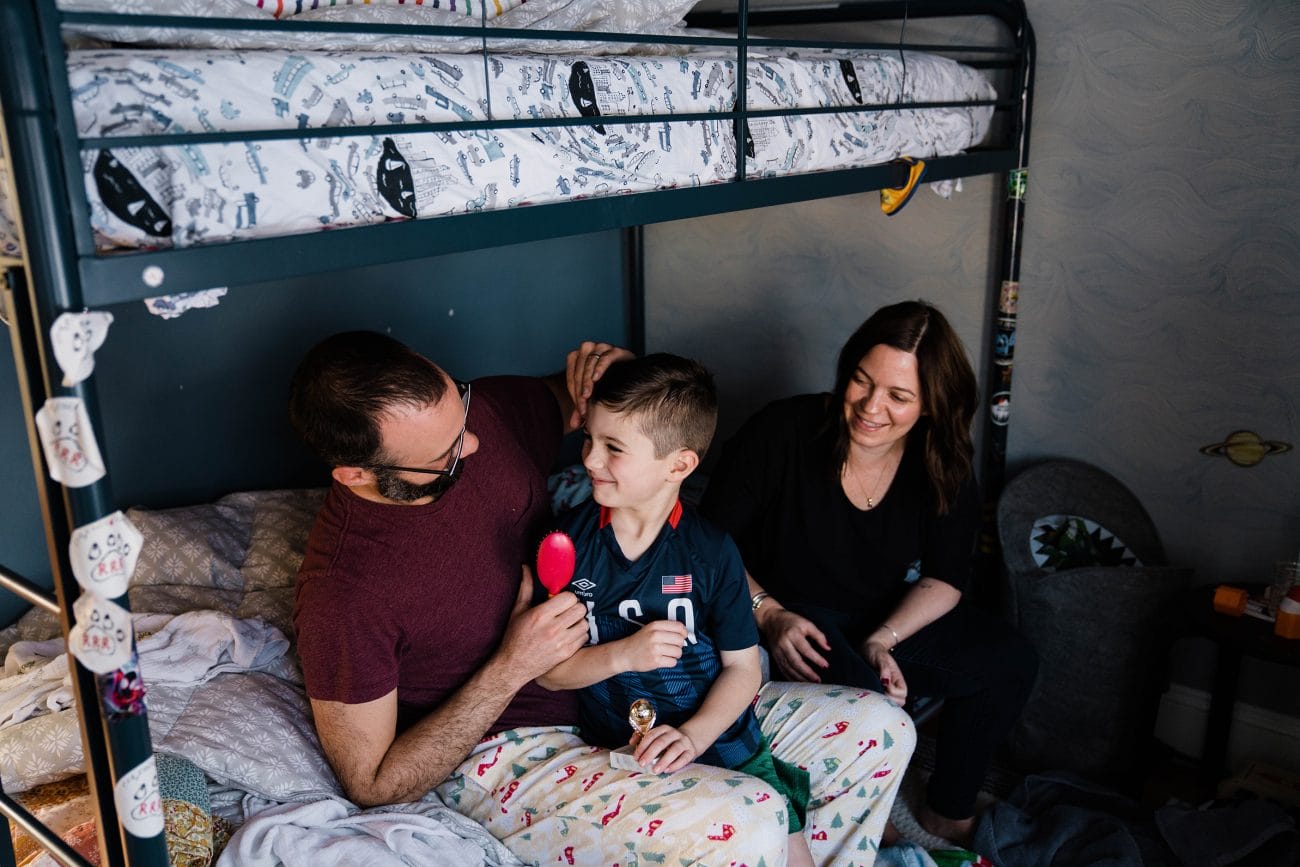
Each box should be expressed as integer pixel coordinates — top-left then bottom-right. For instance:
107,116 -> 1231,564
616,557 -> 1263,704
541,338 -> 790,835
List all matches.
0,0 -> 1034,863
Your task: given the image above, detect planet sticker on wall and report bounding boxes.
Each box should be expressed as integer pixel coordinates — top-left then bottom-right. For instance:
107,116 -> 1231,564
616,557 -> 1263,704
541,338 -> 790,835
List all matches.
1199,430 -> 1291,467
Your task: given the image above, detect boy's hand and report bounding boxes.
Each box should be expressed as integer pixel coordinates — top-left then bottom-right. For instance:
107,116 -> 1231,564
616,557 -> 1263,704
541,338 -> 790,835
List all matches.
631,725 -> 698,774
618,620 -> 688,672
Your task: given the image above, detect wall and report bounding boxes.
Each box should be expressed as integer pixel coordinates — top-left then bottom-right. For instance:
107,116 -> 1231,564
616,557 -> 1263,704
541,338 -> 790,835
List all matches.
1012,0 -> 1299,719
0,315 -> 49,626
0,231 -> 628,625
648,0 -> 1300,733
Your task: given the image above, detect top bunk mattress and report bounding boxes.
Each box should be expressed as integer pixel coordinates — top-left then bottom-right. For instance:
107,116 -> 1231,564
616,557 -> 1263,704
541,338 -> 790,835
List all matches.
5,0 -> 999,256
75,45 -> 995,252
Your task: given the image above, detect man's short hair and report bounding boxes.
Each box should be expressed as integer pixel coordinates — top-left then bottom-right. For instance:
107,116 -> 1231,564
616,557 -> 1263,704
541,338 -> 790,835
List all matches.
288,331 -> 449,468
591,354 -> 717,459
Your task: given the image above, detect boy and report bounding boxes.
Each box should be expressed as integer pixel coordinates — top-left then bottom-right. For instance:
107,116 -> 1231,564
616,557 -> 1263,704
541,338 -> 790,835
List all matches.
537,354 -> 815,866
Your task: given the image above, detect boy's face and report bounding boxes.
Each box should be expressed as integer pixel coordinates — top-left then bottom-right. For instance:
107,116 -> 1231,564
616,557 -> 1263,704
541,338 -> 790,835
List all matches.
582,404 -> 684,509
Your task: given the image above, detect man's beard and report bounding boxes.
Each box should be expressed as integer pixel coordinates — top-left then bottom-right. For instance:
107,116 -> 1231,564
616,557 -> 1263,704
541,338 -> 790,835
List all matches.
374,463 -> 463,503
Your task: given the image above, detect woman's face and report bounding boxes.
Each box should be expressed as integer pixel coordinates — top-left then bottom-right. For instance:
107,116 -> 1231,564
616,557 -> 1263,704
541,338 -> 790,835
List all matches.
842,343 -> 924,452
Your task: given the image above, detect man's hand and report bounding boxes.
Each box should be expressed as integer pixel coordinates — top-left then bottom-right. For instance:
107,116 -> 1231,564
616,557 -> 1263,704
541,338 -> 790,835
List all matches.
632,724 -> 699,774
565,341 -> 635,429
616,620 -> 687,672
760,608 -> 832,683
498,567 -> 589,684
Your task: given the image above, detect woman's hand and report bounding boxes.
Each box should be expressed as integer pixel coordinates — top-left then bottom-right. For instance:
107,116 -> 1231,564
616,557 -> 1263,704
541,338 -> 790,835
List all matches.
632,725 -> 698,774
862,638 -> 908,703
761,608 -> 832,683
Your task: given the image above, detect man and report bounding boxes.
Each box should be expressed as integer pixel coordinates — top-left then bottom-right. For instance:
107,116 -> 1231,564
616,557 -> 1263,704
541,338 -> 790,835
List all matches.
289,331 -> 914,865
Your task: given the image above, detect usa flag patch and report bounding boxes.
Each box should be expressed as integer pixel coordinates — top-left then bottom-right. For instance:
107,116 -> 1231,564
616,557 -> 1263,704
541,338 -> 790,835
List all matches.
661,574 -> 692,594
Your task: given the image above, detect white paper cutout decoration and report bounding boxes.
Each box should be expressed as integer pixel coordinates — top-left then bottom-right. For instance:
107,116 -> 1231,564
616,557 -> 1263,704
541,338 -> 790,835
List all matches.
69,592 -> 132,674
50,310 -> 114,386
69,511 -> 142,599
34,397 -> 106,488
114,756 -> 164,838
143,287 -> 227,320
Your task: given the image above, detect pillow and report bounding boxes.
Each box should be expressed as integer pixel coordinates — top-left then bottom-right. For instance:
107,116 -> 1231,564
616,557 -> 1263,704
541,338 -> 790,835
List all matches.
126,498 -> 253,616
119,489 -> 324,635
233,488 -> 326,639
1030,514 -> 1143,572
233,489 -> 325,594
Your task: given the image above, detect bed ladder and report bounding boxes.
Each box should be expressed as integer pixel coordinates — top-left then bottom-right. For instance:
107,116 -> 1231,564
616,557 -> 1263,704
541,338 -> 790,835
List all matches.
0,2 -> 170,864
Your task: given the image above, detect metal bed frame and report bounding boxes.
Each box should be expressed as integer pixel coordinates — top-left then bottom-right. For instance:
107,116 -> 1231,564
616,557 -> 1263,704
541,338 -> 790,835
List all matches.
0,0 -> 1033,862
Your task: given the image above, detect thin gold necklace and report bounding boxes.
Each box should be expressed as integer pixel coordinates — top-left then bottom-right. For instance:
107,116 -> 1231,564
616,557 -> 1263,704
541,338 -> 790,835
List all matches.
843,446 -> 901,510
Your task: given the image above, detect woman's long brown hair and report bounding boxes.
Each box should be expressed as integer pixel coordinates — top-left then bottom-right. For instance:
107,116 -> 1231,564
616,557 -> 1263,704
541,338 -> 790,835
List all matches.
829,300 -> 978,514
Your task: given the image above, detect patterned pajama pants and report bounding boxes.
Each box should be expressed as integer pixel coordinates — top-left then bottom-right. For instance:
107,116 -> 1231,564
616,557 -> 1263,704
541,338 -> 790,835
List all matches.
437,682 -> 915,867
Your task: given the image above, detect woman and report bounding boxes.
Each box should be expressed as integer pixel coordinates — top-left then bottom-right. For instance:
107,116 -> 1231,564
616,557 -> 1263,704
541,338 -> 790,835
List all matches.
701,300 -> 1037,846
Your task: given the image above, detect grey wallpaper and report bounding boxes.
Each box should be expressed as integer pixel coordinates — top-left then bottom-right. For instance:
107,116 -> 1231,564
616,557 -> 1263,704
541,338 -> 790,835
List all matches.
648,1 -> 1300,710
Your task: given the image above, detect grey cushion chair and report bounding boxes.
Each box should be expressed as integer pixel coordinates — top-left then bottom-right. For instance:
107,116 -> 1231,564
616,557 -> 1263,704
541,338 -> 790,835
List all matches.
997,459 -> 1192,786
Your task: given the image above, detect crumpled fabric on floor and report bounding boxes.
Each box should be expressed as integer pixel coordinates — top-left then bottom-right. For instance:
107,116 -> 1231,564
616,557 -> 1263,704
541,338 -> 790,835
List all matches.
1155,796 -> 1298,867
974,771 -> 1297,866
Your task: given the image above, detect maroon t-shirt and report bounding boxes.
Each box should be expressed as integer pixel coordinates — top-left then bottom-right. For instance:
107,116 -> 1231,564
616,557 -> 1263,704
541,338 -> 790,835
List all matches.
293,375 -> 578,734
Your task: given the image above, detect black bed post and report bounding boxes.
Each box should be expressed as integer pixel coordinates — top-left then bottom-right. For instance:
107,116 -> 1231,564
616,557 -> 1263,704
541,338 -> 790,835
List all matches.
622,227 -> 647,355
0,1 -> 170,865
976,2 -> 1035,601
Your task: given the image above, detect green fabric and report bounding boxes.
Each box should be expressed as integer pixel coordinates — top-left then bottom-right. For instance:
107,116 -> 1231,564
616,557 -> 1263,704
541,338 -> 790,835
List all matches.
733,739 -> 810,833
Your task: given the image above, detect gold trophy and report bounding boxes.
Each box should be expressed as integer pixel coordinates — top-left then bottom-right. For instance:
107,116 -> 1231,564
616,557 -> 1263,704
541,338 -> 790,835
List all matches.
609,699 -> 657,771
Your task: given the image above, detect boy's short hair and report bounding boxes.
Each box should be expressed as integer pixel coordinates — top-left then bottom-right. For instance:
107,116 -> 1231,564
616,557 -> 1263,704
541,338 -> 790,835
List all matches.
591,354 -> 717,459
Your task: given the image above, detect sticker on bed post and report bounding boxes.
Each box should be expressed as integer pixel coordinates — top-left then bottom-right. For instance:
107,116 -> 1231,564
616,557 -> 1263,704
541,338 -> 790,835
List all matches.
999,280 -> 1019,316
100,652 -> 148,721
1008,168 -> 1028,201
114,755 -> 164,839
68,592 -> 132,674
990,391 -> 1011,427
69,511 -> 142,599
994,317 -> 1016,363
34,397 -> 107,487
50,310 -> 114,386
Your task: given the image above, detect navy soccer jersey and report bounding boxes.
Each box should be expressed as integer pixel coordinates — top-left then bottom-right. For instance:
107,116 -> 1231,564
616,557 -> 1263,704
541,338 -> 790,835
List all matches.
556,499 -> 765,769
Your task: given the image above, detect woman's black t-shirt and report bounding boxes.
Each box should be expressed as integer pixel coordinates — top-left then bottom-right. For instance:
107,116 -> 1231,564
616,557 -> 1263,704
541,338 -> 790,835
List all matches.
700,394 -> 979,618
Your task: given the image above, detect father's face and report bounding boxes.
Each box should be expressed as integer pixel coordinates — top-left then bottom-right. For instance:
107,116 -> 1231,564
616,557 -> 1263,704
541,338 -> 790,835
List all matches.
370,376 -> 479,506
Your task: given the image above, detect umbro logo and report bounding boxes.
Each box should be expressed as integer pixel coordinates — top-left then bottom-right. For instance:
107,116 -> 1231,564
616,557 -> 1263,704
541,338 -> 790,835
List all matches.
572,578 -> 597,592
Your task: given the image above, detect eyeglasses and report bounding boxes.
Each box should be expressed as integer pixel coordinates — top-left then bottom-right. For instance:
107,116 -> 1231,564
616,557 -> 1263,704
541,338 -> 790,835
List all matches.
370,379 -> 472,477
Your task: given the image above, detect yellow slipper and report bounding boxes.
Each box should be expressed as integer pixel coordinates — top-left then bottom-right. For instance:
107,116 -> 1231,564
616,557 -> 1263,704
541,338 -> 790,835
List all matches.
880,156 -> 928,216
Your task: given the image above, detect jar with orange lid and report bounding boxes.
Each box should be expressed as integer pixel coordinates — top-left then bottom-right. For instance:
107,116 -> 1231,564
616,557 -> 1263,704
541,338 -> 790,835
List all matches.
1276,585 -> 1300,640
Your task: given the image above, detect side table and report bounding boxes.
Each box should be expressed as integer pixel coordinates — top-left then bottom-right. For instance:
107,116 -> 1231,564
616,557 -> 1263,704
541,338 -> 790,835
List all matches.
1186,583 -> 1300,788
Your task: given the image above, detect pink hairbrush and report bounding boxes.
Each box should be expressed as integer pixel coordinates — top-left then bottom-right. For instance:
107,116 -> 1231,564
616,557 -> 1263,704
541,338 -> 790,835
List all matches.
537,531 -> 576,596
